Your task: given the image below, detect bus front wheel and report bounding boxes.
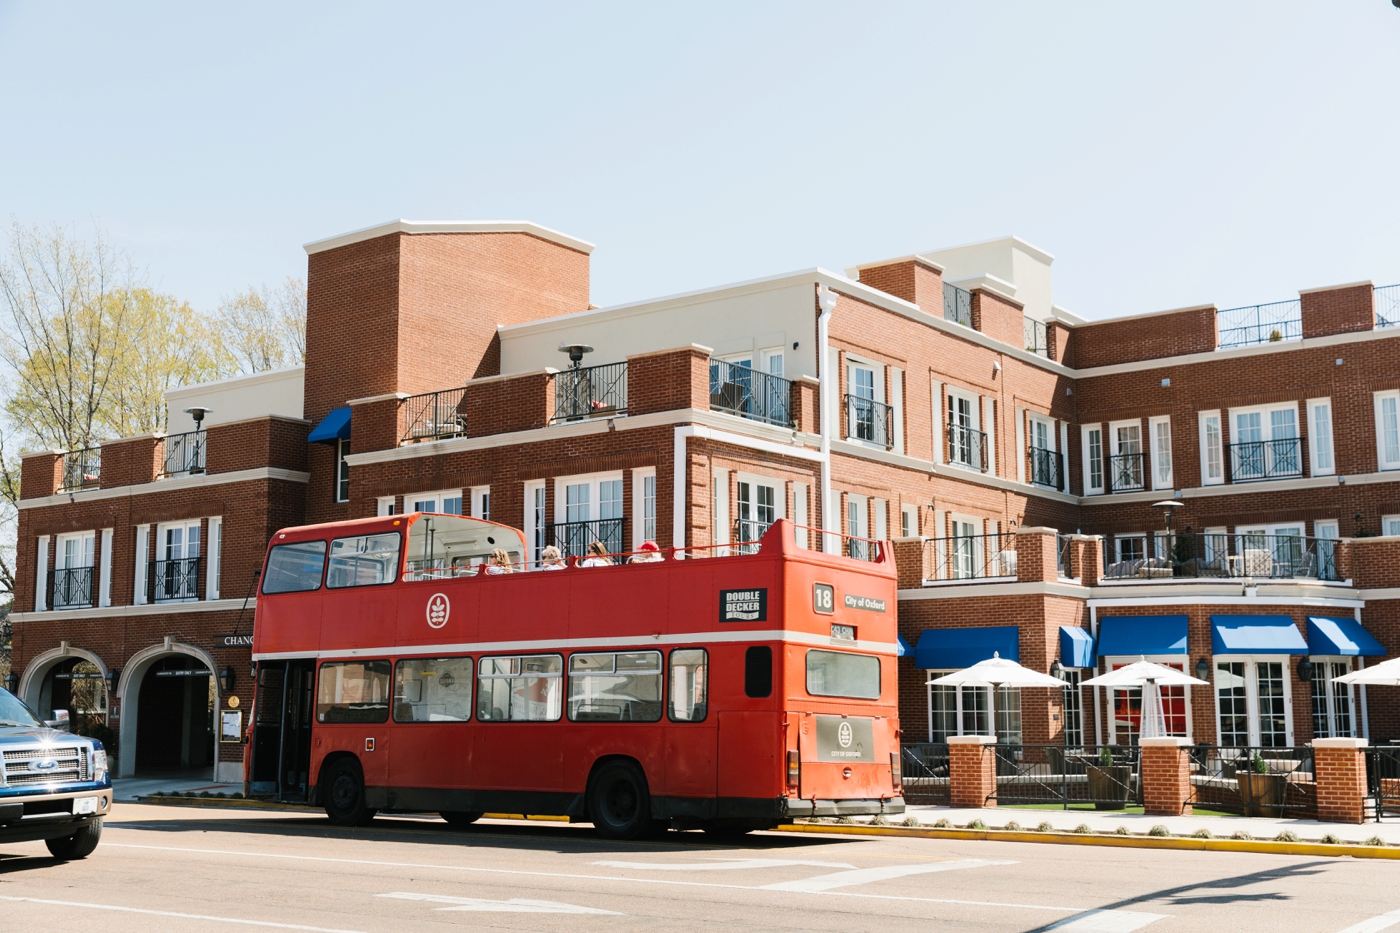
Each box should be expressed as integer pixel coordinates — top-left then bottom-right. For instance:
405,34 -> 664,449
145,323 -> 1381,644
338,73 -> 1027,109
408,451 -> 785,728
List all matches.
588,760 -> 655,841
323,758 -> 376,827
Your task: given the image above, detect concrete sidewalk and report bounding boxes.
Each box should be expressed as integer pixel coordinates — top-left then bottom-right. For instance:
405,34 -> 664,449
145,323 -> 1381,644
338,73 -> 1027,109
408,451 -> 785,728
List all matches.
112,777 -> 243,802
903,804 -> 1400,844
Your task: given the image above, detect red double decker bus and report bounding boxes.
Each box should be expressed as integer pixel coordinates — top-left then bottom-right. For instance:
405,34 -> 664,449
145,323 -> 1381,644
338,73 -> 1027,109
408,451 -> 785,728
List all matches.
245,515 -> 903,838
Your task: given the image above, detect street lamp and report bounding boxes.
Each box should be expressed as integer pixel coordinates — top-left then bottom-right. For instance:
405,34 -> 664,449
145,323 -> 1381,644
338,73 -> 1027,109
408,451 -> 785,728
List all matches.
183,407 -> 212,475
1153,499 -> 1184,561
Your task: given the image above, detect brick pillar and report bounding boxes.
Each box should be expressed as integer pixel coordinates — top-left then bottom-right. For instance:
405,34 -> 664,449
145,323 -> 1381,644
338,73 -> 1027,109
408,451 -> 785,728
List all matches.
1313,737 -> 1369,824
1140,737 -> 1192,816
947,735 -> 996,808
1072,535 -> 1102,585
791,376 -> 820,434
1015,528 -> 1059,582
20,450 -> 63,500
890,537 -> 927,589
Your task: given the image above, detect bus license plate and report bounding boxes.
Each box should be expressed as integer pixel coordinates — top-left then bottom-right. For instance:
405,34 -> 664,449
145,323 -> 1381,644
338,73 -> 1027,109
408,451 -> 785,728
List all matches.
72,796 -> 99,815
815,716 -> 874,762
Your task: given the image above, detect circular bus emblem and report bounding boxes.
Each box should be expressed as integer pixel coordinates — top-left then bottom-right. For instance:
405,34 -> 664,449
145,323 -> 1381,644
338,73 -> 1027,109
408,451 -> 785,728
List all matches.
838,721 -> 853,748
426,593 -> 450,629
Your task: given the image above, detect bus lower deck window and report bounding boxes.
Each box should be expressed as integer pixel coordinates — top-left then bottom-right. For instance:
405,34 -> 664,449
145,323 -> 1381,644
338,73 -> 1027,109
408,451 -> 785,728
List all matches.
394,657 -> 474,723
744,646 -> 772,698
806,649 -> 880,699
476,655 -> 563,721
317,660 -> 391,723
668,649 -> 708,722
568,651 -> 662,722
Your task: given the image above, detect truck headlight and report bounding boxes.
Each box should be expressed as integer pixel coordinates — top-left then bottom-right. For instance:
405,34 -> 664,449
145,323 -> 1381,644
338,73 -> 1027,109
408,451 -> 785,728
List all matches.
92,748 -> 108,781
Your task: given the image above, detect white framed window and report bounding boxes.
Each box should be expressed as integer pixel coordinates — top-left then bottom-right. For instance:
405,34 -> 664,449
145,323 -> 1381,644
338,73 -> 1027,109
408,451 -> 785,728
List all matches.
1215,656 -> 1294,748
1082,425 -> 1104,495
712,468 -> 730,551
1234,523 -> 1304,576
845,355 -> 887,446
901,503 -> 919,538
98,528 -> 113,608
1228,403 -> 1300,482
736,471 -> 785,551
1060,668 -> 1084,748
1307,398 -> 1335,476
1108,420 -> 1145,492
555,472 -> 624,555
1101,657 -> 1192,744
132,526 -> 148,606
1199,411 -> 1224,486
1114,534 -> 1146,563
1383,515 -> 1400,537
1027,414 -> 1058,489
206,517 -> 223,601
844,492 -> 870,559
873,497 -> 887,543
1311,659 -> 1356,739
926,676 -> 1021,744
470,486 -> 490,521
946,388 -> 983,471
376,496 -> 397,517
1203,526 -> 1229,563
1149,415 -> 1173,490
1375,390 -> 1400,471
409,490 -> 463,515
1313,519 -> 1339,540
631,468 -> 657,548
335,438 -> 351,503
53,532 -> 95,609
524,481 -> 546,563
155,520 -> 201,603
793,482 -> 809,549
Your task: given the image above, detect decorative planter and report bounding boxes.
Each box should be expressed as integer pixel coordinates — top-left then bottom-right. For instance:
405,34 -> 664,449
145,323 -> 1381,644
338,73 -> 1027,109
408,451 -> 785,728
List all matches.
1087,764 -> 1132,810
1236,771 -> 1285,817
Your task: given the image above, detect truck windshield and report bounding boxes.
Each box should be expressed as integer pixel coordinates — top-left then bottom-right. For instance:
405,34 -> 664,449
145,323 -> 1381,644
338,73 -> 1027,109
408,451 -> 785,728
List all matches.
0,688 -> 44,728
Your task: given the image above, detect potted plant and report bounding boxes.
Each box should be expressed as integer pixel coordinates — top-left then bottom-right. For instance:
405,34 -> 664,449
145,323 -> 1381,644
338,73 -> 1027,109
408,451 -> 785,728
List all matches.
1235,752 -> 1285,817
1087,746 -> 1132,810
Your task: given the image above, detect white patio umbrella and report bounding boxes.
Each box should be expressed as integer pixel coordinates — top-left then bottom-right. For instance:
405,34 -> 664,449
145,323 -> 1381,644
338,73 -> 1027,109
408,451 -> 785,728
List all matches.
1082,657 -> 1208,739
926,652 -> 1066,738
1335,656 -> 1400,686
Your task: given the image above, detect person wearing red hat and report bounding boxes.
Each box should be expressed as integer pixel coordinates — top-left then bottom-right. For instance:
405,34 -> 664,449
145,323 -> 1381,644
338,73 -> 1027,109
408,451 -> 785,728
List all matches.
628,540 -> 664,563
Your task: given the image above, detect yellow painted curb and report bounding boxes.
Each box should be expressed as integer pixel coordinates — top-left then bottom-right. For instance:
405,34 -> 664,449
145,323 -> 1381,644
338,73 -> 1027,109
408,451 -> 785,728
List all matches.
481,813 -> 570,823
774,822 -> 1400,859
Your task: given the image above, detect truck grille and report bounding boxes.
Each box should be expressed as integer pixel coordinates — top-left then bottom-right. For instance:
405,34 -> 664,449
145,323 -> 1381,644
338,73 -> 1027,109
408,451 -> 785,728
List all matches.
2,746 -> 88,786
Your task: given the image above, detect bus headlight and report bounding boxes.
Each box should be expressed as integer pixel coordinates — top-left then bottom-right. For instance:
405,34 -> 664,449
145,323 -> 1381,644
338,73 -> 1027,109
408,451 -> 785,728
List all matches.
92,748 -> 108,782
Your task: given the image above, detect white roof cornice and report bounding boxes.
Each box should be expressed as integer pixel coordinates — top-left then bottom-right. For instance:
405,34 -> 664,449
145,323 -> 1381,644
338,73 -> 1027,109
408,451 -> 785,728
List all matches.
304,220 -> 595,255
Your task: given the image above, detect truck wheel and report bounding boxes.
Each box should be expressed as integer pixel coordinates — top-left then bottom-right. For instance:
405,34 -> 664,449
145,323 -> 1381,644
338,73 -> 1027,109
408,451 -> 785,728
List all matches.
46,819 -> 102,860
588,760 -> 654,841
323,759 -> 376,826
440,811 -> 483,828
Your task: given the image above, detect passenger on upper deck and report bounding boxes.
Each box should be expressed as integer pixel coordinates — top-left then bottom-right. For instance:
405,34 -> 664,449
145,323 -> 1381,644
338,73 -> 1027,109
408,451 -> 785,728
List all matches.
538,545 -> 566,570
579,541 -> 612,567
486,548 -> 514,574
628,540 -> 664,564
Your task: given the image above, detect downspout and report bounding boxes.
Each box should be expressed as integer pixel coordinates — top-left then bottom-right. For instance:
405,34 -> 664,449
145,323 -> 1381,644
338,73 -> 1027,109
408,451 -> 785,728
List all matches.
817,284 -> 838,554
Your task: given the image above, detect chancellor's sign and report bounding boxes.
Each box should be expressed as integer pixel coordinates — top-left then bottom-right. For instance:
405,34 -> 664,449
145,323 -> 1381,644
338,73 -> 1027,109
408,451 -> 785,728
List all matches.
215,634 -> 254,649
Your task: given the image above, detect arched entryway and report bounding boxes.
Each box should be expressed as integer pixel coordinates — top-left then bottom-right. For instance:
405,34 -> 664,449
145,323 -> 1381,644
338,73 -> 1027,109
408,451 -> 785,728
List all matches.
117,642 -> 221,781
20,645 -> 110,724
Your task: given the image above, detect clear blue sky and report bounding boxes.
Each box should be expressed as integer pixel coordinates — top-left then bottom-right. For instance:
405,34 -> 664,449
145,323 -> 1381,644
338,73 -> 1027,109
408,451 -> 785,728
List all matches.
2,2 -> 1398,321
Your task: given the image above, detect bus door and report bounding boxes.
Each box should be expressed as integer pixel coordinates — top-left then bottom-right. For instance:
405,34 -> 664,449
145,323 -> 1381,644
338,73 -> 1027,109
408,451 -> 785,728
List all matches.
664,647 -> 716,799
250,659 -> 314,801
716,645 -> 780,801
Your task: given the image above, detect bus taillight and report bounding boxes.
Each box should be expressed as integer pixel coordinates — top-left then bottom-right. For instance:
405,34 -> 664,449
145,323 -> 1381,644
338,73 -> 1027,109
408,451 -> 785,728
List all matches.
890,751 -> 902,789
786,750 -> 800,788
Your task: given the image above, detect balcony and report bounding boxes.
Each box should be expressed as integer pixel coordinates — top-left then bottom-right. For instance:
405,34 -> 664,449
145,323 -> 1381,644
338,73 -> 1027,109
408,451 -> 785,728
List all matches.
845,395 -> 892,448
946,422 -> 987,472
1027,446 -> 1063,490
1217,299 -> 1302,349
548,517 -> 624,558
60,447 -> 101,492
1377,284 -> 1400,329
924,532 -> 1016,581
733,519 -> 773,556
1106,452 -> 1146,493
943,282 -> 972,328
554,362 -> 627,422
161,430 -> 206,477
402,386 -> 466,442
1024,318 -> 1049,358
709,360 -> 793,427
1228,437 -> 1302,483
49,567 -> 94,609
150,556 -> 202,602
1103,532 -> 1339,582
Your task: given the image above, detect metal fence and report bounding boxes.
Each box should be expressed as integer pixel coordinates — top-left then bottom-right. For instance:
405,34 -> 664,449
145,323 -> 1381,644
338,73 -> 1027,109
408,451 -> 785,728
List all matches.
548,517 -> 624,558
845,394 -> 892,447
1217,298 -> 1302,349
402,386 -> 467,442
843,535 -> 880,562
1027,446 -> 1063,490
1186,746 -> 1317,818
1368,746 -> 1400,821
924,532 -> 1016,581
1375,284 -> 1400,329
1023,318 -> 1049,357
733,519 -> 772,555
162,430 -> 206,476
1106,452 -> 1145,493
1056,533 -> 1074,578
61,447 -> 101,492
989,745 -> 1142,809
1102,531 -> 1338,582
554,362 -> 627,422
943,282 -> 972,327
709,359 -> 793,427
50,567 -> 95,609
946,422 -> 987,472
900,743 -> 951,805
150,556 -> 202,602
1228,437 -> 1302,482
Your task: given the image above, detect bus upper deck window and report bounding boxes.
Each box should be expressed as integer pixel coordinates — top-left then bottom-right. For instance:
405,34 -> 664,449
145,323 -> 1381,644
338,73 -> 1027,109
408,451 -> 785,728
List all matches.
263,540 -> 328,594
744,646 -> 772,699
327,533 -> 401,588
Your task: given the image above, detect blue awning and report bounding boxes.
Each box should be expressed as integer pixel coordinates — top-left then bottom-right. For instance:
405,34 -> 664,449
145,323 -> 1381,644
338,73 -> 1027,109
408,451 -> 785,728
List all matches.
1210,614 -> 1307,655
1059,626 -> 1096,668
307,407 -> 352,444
1097,615 -> 1188,657
1307,616 -> 1386,657
897,635 -> 913,658
915,626 -> 1019,669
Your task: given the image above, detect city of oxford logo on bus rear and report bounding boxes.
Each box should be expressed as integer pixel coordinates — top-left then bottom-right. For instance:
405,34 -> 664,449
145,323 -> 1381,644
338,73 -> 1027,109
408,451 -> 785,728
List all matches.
838,720 -> 853,749
426,593 -> 450,629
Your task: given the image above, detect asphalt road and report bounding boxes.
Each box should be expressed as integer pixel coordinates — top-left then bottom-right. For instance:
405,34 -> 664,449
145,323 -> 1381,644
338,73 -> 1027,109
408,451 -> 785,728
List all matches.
0,804 -> 1397,932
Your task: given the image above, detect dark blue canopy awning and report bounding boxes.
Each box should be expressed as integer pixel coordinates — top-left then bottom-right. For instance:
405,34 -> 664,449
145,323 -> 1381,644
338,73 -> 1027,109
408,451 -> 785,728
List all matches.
1307,616 -> 1386,657
1097,615 -> 1188,657
307,407 -> 352,444
897,635 -> 913,658
1059,626 -> 1096,668
1210,615 -> 1307,655
915,626 -> 1019,670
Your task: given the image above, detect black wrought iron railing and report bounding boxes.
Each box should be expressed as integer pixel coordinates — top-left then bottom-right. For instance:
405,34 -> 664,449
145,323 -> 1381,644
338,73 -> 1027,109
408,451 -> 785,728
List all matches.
1102,532 -> 1339,582
924,532 -> 1016,581
709,359 -> 793,427
554,362 -> 627,422
733,519 -> 772,555
162,430 -> 206,477
1027,446 -> 1063,490
1024,317 -> 1049,357
401,386 -> 466,442
49,567 -> 94,609
989,745 -> 1142,809
60,447 -> 101,492
1186,746 -> 1317,819
845,394 -> 892,448
943,282 -> 972,327
946,422 -> 987,472
149,556 -> 202,602
1376,284 -> 1400,330
1217,298 -> 1302,349
1228,437 -> 1302,482
1368,746 -> 1400,821
843,535 -> 880,562
548,518 -> 624,559
900,743 -> 951,805
1105,452 -> 1146,493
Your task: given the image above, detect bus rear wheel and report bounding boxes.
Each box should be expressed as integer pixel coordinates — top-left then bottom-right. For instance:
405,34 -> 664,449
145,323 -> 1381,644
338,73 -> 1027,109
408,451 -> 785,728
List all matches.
323,758 -> 377,827
588,760 -> 655,841
440,811 -> 483,828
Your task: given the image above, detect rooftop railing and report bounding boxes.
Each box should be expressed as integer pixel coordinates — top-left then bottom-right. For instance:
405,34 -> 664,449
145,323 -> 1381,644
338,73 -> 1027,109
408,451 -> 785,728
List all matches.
709,359 -> 794,427
1024,317 -> 1049,357
554,362 -> 627,422
161,430 -> 205,477
60,447 -> 101,492
1217,298 -> 1302,349
924,531 -> 1016,581
943,282 -> 972,328
1376,284 -> 1400,329
1103,532 -> 1339,582
402,386 -> 467,443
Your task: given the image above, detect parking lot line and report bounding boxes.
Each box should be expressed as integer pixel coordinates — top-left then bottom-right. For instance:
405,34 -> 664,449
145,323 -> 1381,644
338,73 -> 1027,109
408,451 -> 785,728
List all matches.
0,894 -> 366,933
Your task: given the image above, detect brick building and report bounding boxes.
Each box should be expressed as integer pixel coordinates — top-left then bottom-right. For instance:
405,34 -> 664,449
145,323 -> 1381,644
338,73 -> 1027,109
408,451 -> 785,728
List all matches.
9,220 -> 1400,781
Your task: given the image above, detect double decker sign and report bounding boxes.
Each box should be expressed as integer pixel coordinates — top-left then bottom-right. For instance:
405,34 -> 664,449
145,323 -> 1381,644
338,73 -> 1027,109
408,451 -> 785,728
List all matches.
719,588 -> 767,622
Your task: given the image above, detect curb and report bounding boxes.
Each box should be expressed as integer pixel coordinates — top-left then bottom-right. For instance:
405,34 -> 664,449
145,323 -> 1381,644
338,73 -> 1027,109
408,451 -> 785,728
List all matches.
773,821 -> 1400,859
135,796 -> 570,823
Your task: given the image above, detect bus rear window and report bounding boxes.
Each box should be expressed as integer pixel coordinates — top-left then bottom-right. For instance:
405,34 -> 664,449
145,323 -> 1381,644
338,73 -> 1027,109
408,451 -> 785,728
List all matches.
327,533 -> 401,588
806,649 -> 880,699
263,540 -> 327,594
317,660 -> 391,723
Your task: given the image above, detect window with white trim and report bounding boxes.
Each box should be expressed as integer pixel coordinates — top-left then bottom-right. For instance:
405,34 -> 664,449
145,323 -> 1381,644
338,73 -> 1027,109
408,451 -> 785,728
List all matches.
947,389 -> 982,471
470,486 -> 490,522
631,468 -> 657,548
1149,416 -> 1173,489
901,503 -> 918,538
376,496 -> 397,517
1229,403 -> 1300,481
1109,420 -> 1144,492
845,356 -> 886,446
1199,411 -> 1224,486
1383,515 -> 1400,537
155,520 -> 201,603
1215,657 -> 1293,747
1311,659 -> 1355,739
1082,426 -> 1104,495
1114,534 -> 1145,563
845,492 -> 869,560
927,677 -> 1022,744
1376,390 -> 1400,471
1307,398 -> 1335,476
1102,658 -> 1191,744
555,472 -> 624,556
53,532 -> 95,609
335,438 -> 350,503
737,472 -> 785,551
409,490 -> 462,515
1060,668 -> 1083,748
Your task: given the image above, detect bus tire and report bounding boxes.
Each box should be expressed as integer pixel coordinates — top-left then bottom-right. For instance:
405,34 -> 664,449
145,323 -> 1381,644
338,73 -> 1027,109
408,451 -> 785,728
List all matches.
440,811 -> 483,828
587,760 -> 655,841
323,758 -> 376,827
45,819 -> 102,860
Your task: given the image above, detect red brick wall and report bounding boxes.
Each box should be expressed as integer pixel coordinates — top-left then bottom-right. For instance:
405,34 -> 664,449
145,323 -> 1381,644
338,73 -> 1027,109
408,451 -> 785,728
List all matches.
20,451 -> 62,500
1072,305 -> 1218,368
100,437 -> 161,489
626,346 -> 710,417
207,417 -> 309,475
970,289 -> 1024,350
1301,283 -> 1375,339
464,371 -> 554,436
856,259 -> 943,309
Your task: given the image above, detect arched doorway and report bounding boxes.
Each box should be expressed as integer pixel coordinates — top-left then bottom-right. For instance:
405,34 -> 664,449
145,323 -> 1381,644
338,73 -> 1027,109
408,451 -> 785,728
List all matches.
117,642 -> 221,781
20,646 -> 110,723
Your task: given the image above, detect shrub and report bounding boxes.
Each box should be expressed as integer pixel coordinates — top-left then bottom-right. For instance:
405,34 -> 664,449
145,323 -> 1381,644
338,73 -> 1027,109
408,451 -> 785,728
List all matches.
1148,825 -> 1171,837
834,815 -> 854,824
870,814 -> 890,827
1114,825 -> 1131,835
1036,821 -> 1054,833
902,816 -> 922,828
1364,836 -> 1386,847
1230,831 -> 1254,841
1073,823 -> 1093,834
933,818 -> 953,829
1003,821 -> 1023,832
1191,828 -> 1212,839
1274,830 -> 1299,843
1320,834 -> 1342,845
966,819 -> 987,830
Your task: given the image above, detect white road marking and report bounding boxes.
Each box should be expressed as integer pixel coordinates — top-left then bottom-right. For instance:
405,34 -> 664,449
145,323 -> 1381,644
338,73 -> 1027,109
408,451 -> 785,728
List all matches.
593,857 -> 857,871
1337,910 -> 1400,933
379,891 -> 620,914
0,894 -> 365,933
1046,910 -> 1168,932
761,859 -> 1012,892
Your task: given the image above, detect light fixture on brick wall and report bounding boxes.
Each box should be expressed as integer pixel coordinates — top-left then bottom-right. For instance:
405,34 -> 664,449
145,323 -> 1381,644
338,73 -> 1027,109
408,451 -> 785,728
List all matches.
1195,658 -> 1210,682
3,672 -> 16,694
1296,658 -> 1315,682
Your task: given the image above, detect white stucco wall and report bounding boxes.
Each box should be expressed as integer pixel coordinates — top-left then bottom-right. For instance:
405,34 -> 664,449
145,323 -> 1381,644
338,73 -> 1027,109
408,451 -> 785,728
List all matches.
919,236 -> 1056,322
165,366 -> 306,433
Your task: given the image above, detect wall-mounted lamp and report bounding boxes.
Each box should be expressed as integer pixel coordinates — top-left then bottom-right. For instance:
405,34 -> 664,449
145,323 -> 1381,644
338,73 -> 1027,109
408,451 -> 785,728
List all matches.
992,361 -> 1002,373
219,665 -> 236,693
3,671 -> 17,694
1194,657 -> 1210,682
792,341 -> 799,350
1050,659 -> 1064,679
1296,658 -> 1315,682
107,668 -> 120,696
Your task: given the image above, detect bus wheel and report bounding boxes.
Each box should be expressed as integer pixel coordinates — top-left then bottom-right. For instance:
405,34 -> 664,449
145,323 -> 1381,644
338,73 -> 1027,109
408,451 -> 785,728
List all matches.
588,760 -> 655,841
440,811 -> 483,828
323,758 -> 376,827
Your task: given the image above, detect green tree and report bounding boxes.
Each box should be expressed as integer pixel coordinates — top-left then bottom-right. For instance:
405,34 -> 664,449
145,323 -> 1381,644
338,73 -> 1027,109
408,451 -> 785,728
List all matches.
213,277 -> 305,375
